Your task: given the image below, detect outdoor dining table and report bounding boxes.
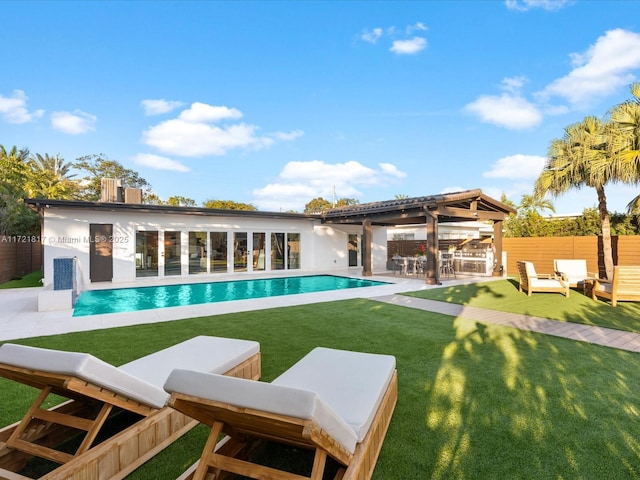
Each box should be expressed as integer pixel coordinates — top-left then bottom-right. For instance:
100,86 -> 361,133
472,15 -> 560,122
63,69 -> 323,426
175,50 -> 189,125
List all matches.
393,256 -> 426,276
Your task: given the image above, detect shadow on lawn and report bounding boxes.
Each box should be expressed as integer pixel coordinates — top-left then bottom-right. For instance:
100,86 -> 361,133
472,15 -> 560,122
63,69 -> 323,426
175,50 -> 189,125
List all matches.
7,298 -> 640,480
395,313 -> 640,479
404,278 -> 640,333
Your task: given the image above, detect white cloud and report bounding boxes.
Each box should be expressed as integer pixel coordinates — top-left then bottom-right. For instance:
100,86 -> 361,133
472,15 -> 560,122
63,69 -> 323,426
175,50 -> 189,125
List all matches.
50,110 -> 97,135
501,76 -> 527,94
390,37 -> 427,55
133,153 -> 190,172
537,29 -> 640,108
505,0 -> 573,12
464,93 -> 542,129
406,22 -> 427,35
252,160 -> 406,211
142,102 -> 299,157
0,89 -> 44,124
361,27 -> 383,44
141,99 -> 184,115
178,102 -> 243,123
144,119 -> 272,156
483,154 -> 546,179
272,129 -> 304,141
361,23 -> 428,55
379,163 -> 407,178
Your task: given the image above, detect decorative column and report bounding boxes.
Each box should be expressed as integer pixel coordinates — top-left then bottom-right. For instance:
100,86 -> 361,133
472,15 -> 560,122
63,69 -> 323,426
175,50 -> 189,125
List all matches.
493,220 -> 504,276
425,211 -> 440,285
362,218 -> 372,277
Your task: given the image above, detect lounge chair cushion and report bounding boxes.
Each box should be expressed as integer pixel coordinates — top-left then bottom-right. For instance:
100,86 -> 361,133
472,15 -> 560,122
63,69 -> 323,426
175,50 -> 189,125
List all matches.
0,343 -> 169,409
0,336 -> 259,409
272,347 -> 396,442
554,259 -> 588,286
164,347 -> 396,454
164,369 -> 360,454
119,336 -> 259,389
524,261 -> 565,289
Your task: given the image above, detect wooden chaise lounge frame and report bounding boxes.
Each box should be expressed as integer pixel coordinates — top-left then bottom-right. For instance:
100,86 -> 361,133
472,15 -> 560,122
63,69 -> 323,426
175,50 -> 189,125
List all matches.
591,265 -> 640,307
0,336 -> 261,480
166,347 -> 398,480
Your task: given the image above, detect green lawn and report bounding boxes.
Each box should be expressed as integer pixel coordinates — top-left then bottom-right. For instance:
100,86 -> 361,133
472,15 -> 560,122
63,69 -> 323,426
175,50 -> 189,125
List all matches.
0,270 -> 42,289
402,278 -> 640,333
1,298 -> 639,479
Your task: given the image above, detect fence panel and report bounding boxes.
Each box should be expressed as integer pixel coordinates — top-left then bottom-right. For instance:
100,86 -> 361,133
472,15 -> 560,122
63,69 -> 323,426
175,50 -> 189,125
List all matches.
0,237 -> 41,284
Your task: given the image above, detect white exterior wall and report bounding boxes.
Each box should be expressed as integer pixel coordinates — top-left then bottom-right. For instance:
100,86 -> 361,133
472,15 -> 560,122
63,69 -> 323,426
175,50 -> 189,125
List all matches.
41,208 -> 389,288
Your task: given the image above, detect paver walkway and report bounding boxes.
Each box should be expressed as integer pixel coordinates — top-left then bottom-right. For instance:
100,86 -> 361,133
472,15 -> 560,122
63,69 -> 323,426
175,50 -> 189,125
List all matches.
375,294 -> 640,353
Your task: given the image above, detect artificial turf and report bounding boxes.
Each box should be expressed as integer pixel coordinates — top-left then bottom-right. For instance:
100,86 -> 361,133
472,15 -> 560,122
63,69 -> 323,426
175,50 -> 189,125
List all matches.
1,298 -> 639,479
402,277 -> 640,333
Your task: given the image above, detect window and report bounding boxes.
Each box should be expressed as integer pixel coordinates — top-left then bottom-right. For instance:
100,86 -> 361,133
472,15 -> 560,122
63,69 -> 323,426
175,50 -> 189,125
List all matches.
234,232 -> 248,272
271,233 -> 285,270
210,232 -> 228,273
136,231 -> 158,277
288,233 -> 300,269
253,232 -> 266,271
189,231 -> 207,274
164,231 -> 181,276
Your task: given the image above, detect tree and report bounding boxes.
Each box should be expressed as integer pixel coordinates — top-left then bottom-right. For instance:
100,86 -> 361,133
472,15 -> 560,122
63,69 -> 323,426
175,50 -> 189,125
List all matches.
202,199 -> 257,210
304,197 -> 331,213
335,198 -> 359,207
0,146 -> 29,196
534,116 -> 617,279
0,146 -> 39,235
167,196 -> 197,207
26,153 -> 79,199
74,154 -> 152,202
519,194 -> 555,215
609,82 -> 640,217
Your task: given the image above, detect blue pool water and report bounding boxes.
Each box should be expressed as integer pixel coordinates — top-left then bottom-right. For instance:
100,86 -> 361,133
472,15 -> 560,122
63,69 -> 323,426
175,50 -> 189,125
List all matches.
73,275 -> 389,316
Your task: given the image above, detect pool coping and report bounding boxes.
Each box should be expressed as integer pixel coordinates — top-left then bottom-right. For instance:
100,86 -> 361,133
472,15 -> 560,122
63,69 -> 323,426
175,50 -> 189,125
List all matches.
0,270 -> 493,341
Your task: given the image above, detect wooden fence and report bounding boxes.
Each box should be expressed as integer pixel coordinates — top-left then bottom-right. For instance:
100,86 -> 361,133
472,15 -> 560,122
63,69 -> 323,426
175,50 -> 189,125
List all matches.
388,236 -> 640,278
0,236 -> 42,284
502,236 -> 640,277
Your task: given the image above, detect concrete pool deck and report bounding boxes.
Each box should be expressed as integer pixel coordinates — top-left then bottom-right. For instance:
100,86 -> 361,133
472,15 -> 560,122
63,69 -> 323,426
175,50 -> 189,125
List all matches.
1,270 -> 483,341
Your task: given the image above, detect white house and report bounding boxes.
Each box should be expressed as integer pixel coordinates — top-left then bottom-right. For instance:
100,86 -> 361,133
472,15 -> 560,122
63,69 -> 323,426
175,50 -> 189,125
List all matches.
27,199 -> 387,290
26,188 -> 514,310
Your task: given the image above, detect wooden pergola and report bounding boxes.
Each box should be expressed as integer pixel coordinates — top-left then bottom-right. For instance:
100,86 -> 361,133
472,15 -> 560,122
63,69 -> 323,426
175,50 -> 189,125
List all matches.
321,189 -> 516,284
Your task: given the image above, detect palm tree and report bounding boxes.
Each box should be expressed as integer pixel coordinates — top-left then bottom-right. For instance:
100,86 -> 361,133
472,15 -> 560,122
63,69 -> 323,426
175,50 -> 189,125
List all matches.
609,82 -> 640,216
534,116 -> 616,279
27,153 -> 78,199
519,194 -> 555,215
0,145 -> 30,196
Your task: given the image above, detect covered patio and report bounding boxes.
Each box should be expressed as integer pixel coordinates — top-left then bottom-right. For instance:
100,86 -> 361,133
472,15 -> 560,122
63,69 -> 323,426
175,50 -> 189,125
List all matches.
322,189 -> 516,284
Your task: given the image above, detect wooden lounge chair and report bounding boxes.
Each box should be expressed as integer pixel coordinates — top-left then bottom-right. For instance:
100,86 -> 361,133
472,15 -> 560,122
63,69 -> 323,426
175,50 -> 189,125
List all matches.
517,261 -> 569,297
0,336 -> 261,480
553,259 -> 597,291
590,265 -> 640,307
165,347 -> 397,480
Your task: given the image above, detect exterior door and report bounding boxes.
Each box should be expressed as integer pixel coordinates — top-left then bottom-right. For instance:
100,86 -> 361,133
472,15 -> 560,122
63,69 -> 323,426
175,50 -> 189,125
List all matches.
90,224 -> 113,282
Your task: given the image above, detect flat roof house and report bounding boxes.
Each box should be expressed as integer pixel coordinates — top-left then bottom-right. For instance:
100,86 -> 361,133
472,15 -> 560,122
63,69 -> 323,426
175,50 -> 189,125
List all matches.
26,188 -> 514,295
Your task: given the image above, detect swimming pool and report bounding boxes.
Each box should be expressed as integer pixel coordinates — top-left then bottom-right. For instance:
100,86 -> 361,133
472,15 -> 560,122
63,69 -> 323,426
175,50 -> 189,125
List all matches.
72,275 -> 389,316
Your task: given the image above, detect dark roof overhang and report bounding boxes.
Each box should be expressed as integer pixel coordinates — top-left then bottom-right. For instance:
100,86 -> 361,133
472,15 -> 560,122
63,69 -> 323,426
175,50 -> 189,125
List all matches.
24,198 -> 320,222
320,189 -> 516,226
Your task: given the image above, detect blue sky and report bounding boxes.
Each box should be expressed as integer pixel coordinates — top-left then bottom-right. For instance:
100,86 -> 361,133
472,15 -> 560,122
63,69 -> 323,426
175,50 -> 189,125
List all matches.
2,0 -> 640,214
